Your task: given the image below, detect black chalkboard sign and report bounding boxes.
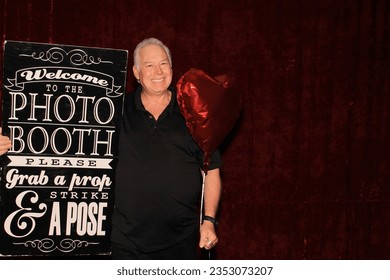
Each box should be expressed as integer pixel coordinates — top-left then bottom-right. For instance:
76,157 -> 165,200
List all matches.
0,41 -> 128,256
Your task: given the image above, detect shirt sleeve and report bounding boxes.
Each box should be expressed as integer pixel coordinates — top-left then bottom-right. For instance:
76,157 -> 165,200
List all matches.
196,149 -> 222,170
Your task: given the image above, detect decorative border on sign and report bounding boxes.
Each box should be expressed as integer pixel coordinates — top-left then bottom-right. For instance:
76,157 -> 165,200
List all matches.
19,47 -> 114,66
13,238 -> 100,253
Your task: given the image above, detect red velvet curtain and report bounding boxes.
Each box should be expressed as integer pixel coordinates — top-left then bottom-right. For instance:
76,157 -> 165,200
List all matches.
1,0 -> 389,259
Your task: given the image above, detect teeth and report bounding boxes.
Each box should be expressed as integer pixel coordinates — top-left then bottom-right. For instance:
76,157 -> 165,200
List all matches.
153,78 -> 164,82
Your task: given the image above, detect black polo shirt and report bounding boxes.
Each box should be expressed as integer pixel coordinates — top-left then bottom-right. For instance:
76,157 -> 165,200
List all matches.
112,86 -> 221,253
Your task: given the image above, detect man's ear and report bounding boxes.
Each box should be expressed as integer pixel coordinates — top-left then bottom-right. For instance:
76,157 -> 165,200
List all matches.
133,65 -> 139,80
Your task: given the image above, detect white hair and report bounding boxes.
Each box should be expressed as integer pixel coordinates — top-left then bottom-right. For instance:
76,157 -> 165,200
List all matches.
133,37 -> 172,70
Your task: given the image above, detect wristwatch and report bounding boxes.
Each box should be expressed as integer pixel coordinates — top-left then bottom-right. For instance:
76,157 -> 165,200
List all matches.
203,215 -> 218,227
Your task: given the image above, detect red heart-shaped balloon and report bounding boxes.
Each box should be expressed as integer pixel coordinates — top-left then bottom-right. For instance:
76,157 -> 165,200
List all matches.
177,68 -> 241,171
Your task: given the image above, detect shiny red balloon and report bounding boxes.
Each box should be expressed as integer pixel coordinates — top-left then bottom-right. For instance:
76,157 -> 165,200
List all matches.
177,68 -> 241,172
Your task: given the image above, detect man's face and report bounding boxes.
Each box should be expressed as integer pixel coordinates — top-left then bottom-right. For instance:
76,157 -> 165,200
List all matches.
133,44 -> 173,95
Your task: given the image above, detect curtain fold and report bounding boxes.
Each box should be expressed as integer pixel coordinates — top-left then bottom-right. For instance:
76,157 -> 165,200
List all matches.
1,0 -> 389,259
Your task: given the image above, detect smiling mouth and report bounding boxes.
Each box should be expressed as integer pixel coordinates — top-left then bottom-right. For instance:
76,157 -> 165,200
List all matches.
152,78 -> 165,82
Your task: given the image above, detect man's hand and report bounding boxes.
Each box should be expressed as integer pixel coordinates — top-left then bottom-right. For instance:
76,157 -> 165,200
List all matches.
0,128 -> 12,155
199,221 -> 218,250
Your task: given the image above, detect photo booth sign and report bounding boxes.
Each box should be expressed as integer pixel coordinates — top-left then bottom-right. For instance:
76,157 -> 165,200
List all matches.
0,41 -> 128,256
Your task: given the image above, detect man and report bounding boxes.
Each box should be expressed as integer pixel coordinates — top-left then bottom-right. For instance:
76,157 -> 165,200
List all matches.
0,38 -> 222,260
110,38 -> 222,259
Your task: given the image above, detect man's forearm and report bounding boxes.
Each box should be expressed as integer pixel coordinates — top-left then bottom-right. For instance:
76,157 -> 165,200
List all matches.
203,168 -> 222,218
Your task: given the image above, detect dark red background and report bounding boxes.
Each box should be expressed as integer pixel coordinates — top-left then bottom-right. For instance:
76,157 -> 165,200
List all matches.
1,0 -> 389,259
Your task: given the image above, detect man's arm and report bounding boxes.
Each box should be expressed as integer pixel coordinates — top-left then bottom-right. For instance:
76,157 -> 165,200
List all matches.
199,168 -> 222,250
